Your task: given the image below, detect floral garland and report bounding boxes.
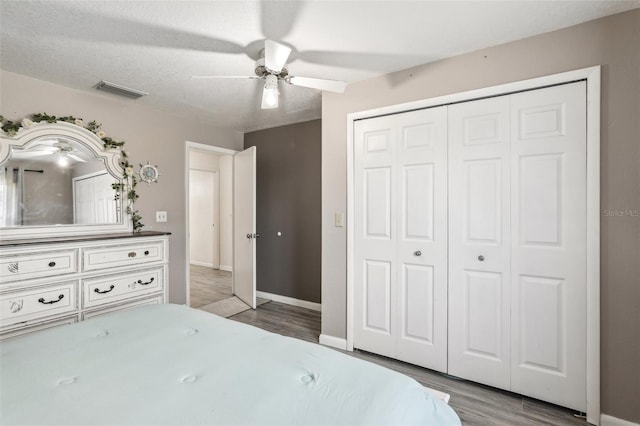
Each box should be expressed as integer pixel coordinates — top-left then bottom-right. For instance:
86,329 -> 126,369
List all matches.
0,112 -> 144,232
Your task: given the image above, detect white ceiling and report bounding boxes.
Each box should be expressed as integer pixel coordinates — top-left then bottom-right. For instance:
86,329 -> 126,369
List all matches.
1,1 -> 638,133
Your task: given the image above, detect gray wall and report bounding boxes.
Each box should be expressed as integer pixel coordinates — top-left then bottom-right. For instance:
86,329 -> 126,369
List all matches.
245,119 -> 321,303
1,70 -> 244,303
6,160 -> 73,225
321,9 -> 640,423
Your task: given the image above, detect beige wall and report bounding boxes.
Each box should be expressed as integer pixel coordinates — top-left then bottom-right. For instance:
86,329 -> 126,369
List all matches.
189,150 -> 220,171
1,70 -> 244,304
187,149 -> 233,269
322,9 -> 640,423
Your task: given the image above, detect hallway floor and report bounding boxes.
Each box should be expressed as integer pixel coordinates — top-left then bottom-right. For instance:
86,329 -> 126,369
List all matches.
189,265 -> 232,308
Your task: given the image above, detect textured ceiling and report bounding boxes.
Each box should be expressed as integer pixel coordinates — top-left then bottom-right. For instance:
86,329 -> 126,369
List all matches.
1,1 -> 638,133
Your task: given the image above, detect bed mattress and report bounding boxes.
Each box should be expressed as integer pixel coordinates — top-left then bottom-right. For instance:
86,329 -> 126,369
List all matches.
1,304 -> 460,425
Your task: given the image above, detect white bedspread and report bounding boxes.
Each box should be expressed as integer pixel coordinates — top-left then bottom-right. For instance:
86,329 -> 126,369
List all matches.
1,304 -> 460,425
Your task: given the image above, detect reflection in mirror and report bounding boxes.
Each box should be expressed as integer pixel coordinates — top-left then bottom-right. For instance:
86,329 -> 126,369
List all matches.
0,135 -> 121,228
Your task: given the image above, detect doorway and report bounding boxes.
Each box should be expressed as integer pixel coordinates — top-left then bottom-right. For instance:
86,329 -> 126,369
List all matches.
185,141 -> 258,315
186,143 -> 236,309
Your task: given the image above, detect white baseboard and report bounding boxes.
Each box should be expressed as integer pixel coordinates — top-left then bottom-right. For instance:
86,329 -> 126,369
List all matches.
190,261 -> 215,268
256,291 -> 321,312
219,265 -> 232,272
601,414 -> 640,426
319,334 -> 347,350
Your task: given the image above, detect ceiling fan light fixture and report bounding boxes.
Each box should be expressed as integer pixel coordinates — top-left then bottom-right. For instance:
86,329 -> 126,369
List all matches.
57,151 -> 70,167
261,75 -> 279,109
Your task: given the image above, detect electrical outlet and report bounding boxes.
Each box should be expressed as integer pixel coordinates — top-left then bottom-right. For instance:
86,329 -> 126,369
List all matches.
156,211 -> 167,222
335,212 -> 345,227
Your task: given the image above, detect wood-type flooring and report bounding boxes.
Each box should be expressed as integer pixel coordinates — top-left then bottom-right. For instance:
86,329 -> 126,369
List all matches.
189,265 -> 232,308
192,266 -> 586,425
230,302 -> 587,426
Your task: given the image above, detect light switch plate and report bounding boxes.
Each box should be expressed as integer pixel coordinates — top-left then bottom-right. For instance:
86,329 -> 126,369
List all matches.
335,212 -> 345,227
156,211 -> 167,222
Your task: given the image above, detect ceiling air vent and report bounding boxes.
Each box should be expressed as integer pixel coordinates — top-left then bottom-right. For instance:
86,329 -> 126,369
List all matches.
95,80 -> 148,99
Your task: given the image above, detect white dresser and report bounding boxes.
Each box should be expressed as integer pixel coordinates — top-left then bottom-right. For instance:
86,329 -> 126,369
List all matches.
0,231 -> 169,339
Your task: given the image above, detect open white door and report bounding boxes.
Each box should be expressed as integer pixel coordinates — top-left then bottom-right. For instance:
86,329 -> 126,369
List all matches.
233,146 -> 257,309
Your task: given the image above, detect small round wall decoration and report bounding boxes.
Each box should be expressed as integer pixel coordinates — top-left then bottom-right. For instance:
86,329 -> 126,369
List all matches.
139,162 -> 159,185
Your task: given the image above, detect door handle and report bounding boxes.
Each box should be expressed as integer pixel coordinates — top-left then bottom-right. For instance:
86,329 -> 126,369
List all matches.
478,255 -> 485,261
414,251 -> 422,256
246,233 -> 253,239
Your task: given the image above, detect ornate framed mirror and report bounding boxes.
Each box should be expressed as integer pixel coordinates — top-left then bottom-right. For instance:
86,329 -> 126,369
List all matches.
0,122 -> 131,239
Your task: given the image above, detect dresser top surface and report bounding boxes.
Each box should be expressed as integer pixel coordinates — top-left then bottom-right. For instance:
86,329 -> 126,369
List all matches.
0,231 -> 171,248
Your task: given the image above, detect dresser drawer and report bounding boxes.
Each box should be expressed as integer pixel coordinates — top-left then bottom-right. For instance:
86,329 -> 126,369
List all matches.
1,315 -> 78,341
0,250 -> 77,284
83,267 -> 164,308
82,241 -> 164,271
0,281 -> 78,327
83,295 -> 164,320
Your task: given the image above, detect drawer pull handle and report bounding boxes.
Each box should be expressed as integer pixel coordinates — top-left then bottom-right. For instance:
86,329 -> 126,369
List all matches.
128,252 -> 137,258
94,285 -> 115,294
48,261 -> 56,267
136,277 -> 155,286
38,294 -> 64,305
8,262 -> 19,273
144,250 -> 150,256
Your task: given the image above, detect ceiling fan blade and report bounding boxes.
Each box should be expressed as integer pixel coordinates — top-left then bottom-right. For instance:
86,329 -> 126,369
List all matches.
68,154 -> 86,163
190,76 -> 261,80
260,0 -> 304,41
15,150 -> 52,158
299,50 -> 430,72
287,76 -> 347,93
3,2 -> 245,56
264,40 -> 291,74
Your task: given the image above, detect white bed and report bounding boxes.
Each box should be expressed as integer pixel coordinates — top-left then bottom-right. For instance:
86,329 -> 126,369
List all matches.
1,304 -> 461,425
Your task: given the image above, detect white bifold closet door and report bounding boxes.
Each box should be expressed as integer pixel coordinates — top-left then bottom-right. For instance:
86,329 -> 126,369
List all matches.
353,107 -> 448,372
448,82 -> 587,411
509,83 -> 587,411
447,95 -> 512,390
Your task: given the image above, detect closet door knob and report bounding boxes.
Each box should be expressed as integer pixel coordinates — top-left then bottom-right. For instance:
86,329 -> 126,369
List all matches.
478,255 -> 485,261
414,251 -> 422,257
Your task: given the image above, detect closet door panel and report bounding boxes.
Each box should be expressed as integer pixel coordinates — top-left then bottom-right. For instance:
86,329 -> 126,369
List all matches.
353,107 -> 448,372
510,82 -> 587,411
464,270 -> 504,358
448,96 -> 511,389
354,117 -> 397,358
402,264 -> 434,342
396,108 -> 448,372
363,260 -> 392,333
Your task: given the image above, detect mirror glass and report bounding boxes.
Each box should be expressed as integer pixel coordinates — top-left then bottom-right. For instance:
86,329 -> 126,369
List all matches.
0,135 -> 122,228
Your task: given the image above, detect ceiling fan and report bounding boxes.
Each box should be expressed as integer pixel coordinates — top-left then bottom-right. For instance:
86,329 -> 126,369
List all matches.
15,141 -> 87,166
192,39 -> 348,109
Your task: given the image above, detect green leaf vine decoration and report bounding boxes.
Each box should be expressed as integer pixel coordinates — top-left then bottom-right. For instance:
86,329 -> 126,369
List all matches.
0,112 -> 144,232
